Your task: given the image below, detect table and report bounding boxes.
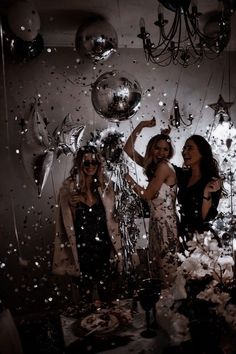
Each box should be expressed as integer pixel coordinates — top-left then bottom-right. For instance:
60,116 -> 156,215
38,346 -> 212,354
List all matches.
60,299 -> 170,353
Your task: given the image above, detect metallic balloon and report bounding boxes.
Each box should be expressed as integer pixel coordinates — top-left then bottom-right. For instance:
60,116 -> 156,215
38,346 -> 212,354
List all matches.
53,113 -> 85,158
4,32 -> 44,61
7,1 -> 40,41
91,71 -> 142,122
21,103 -> 53,197
75,19 -> 118,62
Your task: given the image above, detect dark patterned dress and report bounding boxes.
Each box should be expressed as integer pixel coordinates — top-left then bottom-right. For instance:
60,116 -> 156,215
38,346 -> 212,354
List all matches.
148,183 -> 179,288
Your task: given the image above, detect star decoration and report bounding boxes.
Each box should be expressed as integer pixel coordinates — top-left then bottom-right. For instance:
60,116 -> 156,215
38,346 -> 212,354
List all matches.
53,113 -> 85,158
208,94 -> 234,118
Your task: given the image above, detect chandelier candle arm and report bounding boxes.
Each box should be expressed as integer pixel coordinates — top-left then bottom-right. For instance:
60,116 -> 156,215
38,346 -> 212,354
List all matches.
138,0 -> 233,67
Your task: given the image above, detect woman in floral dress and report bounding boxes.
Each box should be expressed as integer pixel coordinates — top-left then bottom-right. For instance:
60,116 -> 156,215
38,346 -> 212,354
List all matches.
124,118 -> 179,288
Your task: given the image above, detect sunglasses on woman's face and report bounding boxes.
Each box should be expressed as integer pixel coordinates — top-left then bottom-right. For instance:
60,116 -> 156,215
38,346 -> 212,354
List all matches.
82,159 -> 98,167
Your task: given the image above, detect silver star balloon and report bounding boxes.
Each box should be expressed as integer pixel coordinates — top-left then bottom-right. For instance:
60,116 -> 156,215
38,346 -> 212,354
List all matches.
21,102 -> 54,197
209,94 -> 234,122
53,113 -> 85,158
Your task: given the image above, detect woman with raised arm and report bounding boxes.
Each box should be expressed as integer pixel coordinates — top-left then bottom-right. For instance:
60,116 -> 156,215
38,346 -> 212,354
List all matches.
124,119 -> 222,251
124,118 -> 179,288
52,145 -> 123,304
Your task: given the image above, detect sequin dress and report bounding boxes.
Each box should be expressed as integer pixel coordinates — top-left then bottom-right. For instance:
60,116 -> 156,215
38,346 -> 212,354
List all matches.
74,197 -> 113,300
148,183 -> 179,288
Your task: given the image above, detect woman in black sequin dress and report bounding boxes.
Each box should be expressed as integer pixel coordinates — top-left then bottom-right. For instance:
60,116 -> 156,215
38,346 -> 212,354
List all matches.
53,146 -> 123,303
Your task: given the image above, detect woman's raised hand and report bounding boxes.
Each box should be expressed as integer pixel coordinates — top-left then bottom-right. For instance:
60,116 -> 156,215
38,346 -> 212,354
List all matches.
161,125 -> 171,136
139,117 -> 156,128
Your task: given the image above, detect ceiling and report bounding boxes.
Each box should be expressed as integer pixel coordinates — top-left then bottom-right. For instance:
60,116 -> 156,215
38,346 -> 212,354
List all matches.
0,0 -> 236,49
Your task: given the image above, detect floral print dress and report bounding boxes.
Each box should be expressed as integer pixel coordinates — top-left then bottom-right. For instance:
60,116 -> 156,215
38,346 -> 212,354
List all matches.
148,182 -> 179,288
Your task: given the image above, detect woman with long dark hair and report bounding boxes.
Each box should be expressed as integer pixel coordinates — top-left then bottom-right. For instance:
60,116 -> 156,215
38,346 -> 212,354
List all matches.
175,134 -> 222,245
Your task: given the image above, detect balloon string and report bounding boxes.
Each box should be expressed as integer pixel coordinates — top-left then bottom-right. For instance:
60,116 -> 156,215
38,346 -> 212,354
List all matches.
50,171 -> 57,204
10,197 -> 22,258
193,70 -> 213,135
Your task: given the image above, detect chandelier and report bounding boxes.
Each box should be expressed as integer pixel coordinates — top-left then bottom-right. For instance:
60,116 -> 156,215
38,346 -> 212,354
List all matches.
138,0 -> 232,67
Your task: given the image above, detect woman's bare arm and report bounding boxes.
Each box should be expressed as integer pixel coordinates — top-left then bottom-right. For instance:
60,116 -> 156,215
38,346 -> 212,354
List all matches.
123,118 -> 156,167
201,178 -> 222,220
125,162 -> 171,201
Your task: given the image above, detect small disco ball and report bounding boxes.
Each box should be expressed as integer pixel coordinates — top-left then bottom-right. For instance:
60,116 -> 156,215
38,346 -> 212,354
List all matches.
91,70 -> 142,122
75,19 -> 118,62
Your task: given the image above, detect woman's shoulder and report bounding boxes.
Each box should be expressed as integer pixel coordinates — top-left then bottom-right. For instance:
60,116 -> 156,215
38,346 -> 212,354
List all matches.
156,159 -> 175,172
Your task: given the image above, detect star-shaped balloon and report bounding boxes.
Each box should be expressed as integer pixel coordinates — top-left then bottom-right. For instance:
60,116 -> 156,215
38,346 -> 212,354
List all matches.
209,94 -> 234,122
21,102 -> 54,197
53,113 -> 85,158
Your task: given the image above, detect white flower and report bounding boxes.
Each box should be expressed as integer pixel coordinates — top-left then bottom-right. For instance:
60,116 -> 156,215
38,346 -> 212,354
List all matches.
197,284 -> 230,305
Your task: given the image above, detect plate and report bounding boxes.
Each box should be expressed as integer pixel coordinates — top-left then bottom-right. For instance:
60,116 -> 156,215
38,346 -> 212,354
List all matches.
80,311 -> 119,334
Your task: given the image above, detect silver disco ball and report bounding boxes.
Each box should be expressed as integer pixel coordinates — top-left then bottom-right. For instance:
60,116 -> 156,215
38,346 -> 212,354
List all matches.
75,19 -> 118,62
91,71 -> 142,122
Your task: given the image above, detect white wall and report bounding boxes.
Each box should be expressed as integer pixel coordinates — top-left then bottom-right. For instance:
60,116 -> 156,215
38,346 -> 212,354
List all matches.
0,47 -> 235,312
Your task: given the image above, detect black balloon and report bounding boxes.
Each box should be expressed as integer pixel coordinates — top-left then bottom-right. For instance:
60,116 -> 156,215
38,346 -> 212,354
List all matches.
91,71 -> 142,122
4,31 -> 44,61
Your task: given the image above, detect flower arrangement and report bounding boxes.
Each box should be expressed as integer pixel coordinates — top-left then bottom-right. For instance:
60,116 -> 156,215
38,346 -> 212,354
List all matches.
156,231 -> 236,352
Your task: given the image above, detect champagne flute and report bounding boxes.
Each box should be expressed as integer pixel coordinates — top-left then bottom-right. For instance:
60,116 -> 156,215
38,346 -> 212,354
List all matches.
137,278 -> 161,338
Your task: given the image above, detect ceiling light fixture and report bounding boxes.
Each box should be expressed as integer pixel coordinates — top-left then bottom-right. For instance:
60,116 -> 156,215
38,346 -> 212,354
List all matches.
138,0 -> 232,67
170,99 -> 194,127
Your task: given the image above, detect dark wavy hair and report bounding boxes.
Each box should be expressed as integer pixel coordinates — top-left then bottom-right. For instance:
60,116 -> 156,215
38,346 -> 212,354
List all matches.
186,135 -> 220,181
144,134 -> 174,181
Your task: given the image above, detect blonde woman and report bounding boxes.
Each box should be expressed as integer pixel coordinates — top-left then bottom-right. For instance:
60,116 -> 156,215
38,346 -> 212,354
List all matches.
124,118 -> 179,288
53,145 -> 123,303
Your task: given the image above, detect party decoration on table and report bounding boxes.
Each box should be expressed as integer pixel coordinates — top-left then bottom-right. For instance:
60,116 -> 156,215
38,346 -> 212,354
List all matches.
21,102 -> 54,197
53,113 -> 85,158
75,19 -> 118,62
91,71 -> 142,122
7,1 -> 40,41
80,311 -> 119,334
156,231 -> 235,350
89,127 -> 124,170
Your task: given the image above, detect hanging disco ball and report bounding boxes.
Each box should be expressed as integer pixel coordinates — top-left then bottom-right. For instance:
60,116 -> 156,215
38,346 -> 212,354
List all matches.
75,19 -> 118,62
91,70 -> 142,122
